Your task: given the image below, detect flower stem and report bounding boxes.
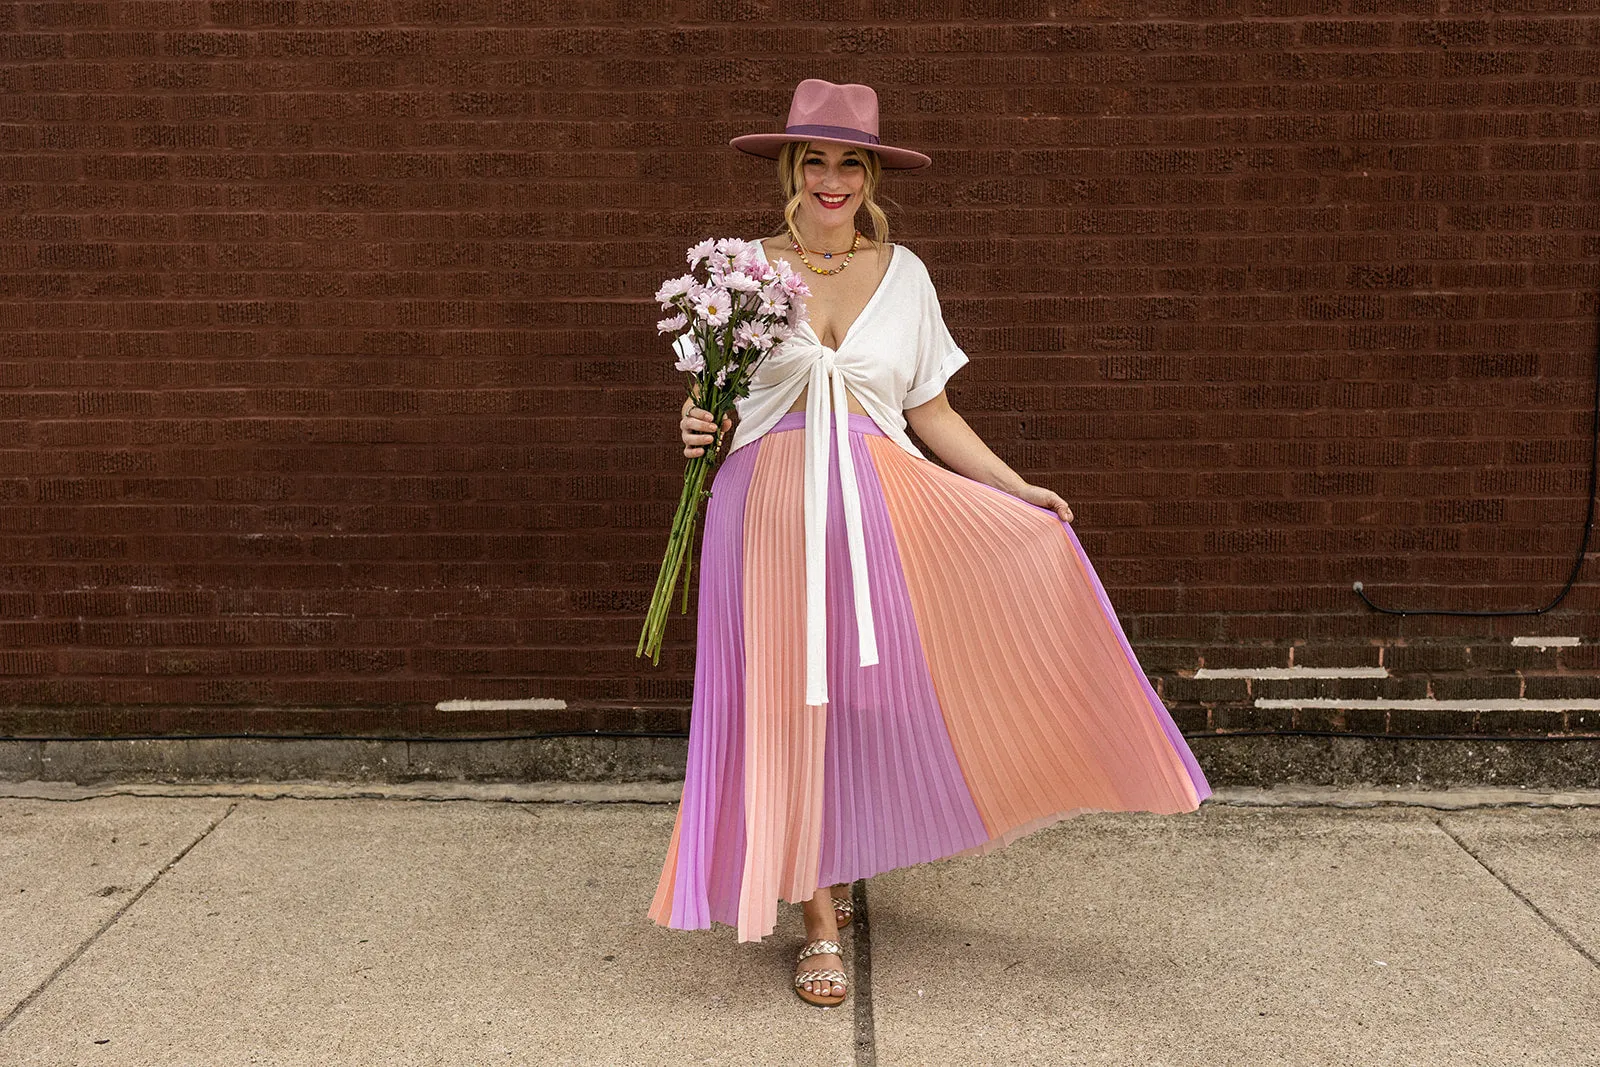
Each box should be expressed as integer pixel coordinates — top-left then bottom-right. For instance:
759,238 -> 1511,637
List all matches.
636,450 -> 714,665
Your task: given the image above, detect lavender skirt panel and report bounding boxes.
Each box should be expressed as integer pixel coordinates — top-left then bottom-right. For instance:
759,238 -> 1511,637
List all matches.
667,439 -> 759,930
814,420 -> 991,885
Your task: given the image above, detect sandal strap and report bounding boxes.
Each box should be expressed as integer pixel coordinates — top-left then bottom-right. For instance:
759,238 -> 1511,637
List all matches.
794,969 -> 848,988
798,939 -> 842,961
832,897 -> 854,916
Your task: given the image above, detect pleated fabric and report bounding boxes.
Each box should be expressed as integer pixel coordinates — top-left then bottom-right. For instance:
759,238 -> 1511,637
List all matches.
649,408 -> 1212,943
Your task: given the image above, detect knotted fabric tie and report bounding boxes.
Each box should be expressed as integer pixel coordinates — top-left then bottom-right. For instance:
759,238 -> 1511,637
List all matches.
802,345 -> 879,705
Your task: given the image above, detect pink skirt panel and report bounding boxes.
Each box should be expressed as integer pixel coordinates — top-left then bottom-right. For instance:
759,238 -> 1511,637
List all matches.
650,410 -> 1210,942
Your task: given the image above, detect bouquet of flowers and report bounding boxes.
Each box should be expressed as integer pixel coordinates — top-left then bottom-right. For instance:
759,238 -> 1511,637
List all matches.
636,237 -> 812,665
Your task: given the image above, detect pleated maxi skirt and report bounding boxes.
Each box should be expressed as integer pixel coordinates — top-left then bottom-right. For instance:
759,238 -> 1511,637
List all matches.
648,408 -> 1212,943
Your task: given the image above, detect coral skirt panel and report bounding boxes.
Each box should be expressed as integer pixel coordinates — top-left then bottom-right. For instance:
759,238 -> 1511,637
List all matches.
648,408 -> 1212,943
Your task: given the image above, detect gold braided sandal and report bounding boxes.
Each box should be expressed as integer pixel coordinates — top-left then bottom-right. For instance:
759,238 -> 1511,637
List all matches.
831,891 -> 853,929
793,938 -> 848,1007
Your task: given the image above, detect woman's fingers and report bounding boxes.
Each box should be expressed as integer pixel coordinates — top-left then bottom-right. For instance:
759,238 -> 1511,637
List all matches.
681,419 -> 716,441
679,406 -> 733,457
681,405 -> 731,426
679,409 -> 731,436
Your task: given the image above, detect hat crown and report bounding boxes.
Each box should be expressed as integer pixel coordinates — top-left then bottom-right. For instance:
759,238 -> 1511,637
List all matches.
726,78 -> 930,169
787,79 -> 880,141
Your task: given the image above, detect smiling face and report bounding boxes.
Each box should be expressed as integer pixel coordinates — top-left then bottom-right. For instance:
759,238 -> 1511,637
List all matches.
798,140 -> 868,227
774,139 -> 885,250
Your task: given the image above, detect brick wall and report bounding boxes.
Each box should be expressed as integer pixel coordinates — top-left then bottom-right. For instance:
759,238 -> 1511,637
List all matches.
1,2 -> 1597,741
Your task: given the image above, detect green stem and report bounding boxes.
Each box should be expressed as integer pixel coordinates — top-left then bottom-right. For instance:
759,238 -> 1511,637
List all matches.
636,450 -> 714,665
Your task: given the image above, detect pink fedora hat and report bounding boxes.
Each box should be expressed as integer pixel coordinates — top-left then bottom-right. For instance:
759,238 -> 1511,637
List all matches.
729,78 -> 932,170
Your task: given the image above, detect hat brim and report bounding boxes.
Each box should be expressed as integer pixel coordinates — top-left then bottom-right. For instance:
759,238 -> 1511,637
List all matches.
729,133 -> 931,170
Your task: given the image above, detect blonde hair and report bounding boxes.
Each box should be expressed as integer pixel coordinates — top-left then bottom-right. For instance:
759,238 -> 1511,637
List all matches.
767,140 -> 896,249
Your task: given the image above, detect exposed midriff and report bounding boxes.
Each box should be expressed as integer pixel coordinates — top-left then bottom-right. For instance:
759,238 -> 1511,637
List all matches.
786,381 -> 872,416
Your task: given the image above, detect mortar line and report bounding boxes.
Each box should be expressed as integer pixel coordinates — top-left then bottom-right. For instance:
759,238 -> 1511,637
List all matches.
1431,815 -> 1599,971
852,878 -> 877,1067
0,802 -> 239,1036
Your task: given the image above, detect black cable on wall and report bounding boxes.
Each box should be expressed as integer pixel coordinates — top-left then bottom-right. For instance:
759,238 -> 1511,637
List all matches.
1353,301 -> 1599,617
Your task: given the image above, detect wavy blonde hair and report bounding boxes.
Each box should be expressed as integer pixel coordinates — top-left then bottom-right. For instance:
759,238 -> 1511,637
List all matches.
766,140 -> 896,250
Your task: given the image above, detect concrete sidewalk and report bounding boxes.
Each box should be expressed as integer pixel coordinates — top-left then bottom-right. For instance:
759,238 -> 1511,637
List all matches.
1,782 -> 1597,1067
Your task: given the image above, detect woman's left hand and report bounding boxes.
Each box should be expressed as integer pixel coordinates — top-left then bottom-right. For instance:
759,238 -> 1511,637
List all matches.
1014,482 -> 1074,524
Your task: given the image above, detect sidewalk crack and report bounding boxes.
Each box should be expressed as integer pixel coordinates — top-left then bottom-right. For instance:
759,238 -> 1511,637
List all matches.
852,879 -> 877,1067
1432,815 -> 1599,971
0,801 -> 239,1035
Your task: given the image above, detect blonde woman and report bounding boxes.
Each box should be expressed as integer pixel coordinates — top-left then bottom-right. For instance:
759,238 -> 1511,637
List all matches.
650,79 -> 1211,1007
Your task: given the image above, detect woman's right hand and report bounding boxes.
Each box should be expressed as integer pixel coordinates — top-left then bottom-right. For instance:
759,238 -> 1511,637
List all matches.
680,396 -> 733,458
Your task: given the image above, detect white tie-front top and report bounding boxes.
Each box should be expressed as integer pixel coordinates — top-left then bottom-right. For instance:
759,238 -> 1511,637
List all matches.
723,238 -> 970,708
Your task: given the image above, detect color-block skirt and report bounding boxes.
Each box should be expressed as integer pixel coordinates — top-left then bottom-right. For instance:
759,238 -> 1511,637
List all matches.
648,408 -> 1212,943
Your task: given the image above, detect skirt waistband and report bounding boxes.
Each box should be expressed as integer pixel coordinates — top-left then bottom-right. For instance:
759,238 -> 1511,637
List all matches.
771,410 -> 886,437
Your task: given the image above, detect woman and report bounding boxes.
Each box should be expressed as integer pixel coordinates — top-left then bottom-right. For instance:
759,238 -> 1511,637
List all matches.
649,79 -> 1212,1007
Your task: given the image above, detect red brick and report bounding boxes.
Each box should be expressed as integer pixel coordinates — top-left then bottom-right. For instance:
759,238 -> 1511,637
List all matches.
0,7 -> 1594,734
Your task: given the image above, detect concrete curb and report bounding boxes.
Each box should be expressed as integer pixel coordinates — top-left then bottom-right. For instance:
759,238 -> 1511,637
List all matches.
5,733 -> 1600,790
3,778 -> 1599,809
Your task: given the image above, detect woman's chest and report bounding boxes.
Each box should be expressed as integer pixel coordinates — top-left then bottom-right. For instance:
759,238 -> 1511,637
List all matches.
796,275 -> 891,352
755,316 -> 918,397
763,240 -> 893,347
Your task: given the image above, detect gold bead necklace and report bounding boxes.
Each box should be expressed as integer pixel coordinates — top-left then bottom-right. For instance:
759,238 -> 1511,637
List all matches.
786,228 -> 862,276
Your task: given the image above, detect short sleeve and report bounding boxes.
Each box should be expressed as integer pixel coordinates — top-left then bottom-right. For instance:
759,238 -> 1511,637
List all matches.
902,267 -> 968,409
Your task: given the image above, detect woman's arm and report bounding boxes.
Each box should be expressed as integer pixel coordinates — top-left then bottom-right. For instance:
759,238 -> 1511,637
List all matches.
905,390 -> 1074,524
904,390 -> 1026,492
